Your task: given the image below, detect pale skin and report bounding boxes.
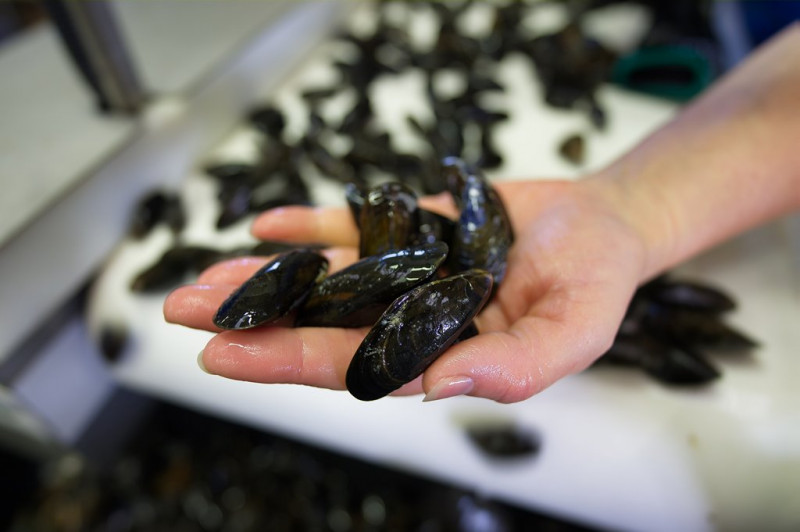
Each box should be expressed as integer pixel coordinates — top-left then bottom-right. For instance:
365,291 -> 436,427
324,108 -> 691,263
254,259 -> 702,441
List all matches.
164,24 -> 800,403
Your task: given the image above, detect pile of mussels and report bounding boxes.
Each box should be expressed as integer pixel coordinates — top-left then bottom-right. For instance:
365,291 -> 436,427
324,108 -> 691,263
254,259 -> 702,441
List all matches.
595,275 -> 759,385
212,157 -> 513,401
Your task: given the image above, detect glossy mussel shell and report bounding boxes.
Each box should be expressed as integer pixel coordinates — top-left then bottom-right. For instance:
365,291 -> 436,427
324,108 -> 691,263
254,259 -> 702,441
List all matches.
641,278 -> 737,314
213,249 -> 328,330
297,242 -> 449,328
346,269 -> 493,401
442,157 -> 514,288
357,182 -> 420,257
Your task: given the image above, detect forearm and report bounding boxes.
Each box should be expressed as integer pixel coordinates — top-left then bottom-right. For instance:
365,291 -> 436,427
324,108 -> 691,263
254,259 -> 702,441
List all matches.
592,23 -> 800,280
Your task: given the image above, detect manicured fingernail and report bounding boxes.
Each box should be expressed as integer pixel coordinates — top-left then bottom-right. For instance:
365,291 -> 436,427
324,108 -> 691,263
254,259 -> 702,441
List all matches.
197,350 -> 212,374
423,376 -> 474,402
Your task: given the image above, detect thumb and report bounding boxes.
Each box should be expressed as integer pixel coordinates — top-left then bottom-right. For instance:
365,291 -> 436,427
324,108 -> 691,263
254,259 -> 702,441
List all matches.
422,310 -> 624,404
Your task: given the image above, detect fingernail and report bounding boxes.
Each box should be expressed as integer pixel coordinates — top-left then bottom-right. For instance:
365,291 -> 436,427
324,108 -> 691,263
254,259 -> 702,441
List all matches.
423,376 -> 474,402
197,350 -> 212,374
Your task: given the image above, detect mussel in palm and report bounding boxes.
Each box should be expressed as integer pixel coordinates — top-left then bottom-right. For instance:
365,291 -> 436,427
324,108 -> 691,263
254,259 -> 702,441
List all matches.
213,249 -> 328,330
346,269 -> 493,401
297,242 -> 449,328
355,182 -> 421,258
443,157 -> 514,288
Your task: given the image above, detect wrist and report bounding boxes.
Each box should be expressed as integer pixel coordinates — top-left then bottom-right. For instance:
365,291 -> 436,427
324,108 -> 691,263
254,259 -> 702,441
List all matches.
581,168 -> 679,282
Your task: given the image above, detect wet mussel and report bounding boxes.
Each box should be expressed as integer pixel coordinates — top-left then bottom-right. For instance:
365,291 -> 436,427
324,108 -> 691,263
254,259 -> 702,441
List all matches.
129,189 -> 185,239
297,242 -> 449,328
596,275 -> 758,385
464,421 -> 542,460
346,270 -> 493,401
353,181 -> 421,258
131,241 -> 307,294
131,245 -> 224,293
214,249 -> 328,330
443,156 -> 514,288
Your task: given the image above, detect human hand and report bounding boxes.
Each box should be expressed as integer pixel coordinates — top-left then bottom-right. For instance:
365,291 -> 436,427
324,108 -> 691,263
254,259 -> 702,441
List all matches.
164,177 -> 650,403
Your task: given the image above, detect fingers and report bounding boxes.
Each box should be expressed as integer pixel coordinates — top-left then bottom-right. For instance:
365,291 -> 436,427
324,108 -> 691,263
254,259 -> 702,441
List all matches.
166,274 -> 621,403
164,284 -> 236,332
198,327 -> 424,395
421,315 -> 617,403
165,248 -> 359,332
422,256 -> 636,403
199,326 -> 362,390
252,206 -> 358,247
250,193 -> 458,248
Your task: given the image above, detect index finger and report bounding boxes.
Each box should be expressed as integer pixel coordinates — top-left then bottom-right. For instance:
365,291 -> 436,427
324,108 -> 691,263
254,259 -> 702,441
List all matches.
250,192 -> 458,247
199,326 -> 425,396
251,206 -> 358,247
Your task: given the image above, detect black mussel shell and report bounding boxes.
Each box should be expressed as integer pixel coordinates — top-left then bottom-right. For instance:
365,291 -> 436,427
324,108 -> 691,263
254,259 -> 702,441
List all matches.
297,242 -> 449,328
98,323 -> 129,363
558,133 -> 585,166
217,183 -> 253,229
600,330 -> 720,385
305,140 -> 358,184
415,209 -> 456,247
599,332 -> 648,366
642,278 -> 737,314
344,182 -> 366,228
346,270 -> 493,401
526,22 -> 615,111
454,321 -> 479,344
643,342 -> 721,385
465,423 -> 541,459
213,250 -> 328,330
443,157 -> 514,288
478,132 -> 504,170
358,182 -> 420,258
644,306 -> 759,352
248,105 -> 286,139
348,181 -> 453,248
129,190 -> 184,239
131,245 -> 223,293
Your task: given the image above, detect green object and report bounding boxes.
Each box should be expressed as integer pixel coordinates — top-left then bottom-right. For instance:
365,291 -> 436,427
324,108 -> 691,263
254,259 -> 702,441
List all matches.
611,45 -> 714,102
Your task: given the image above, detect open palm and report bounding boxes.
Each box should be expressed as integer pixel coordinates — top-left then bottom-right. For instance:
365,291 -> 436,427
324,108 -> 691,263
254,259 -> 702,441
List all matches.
164,178 -> 648,402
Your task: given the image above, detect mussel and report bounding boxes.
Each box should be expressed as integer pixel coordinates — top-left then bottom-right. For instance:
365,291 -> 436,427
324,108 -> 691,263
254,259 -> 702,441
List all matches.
596,274 -> 758,385
213,249 -> 328,330
443,157 -> 514,288
297,242 -> 449,328
129,190 -> 184,239
131,245 -> 223,293
464,422 -> 542,459
346,269 -> 493,401
248,105 -> 286,139
641,277 -> 737,314
558,133 -> 585,166
602,331 -> 721,385
356,182 -> 420,258
346,182 -> 455,247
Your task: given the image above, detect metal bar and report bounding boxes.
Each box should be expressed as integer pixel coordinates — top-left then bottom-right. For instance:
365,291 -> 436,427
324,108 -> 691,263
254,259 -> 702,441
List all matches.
43,0 -> 146,114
